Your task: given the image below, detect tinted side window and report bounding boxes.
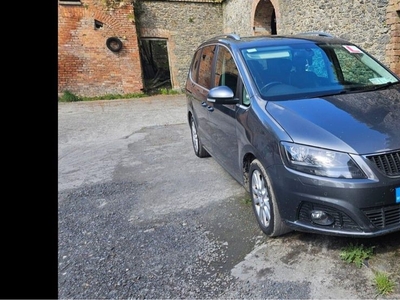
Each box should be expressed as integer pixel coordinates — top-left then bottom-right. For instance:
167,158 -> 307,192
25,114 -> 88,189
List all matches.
198,45 -> 216,89
242,85 -> 250,106
214,46 -> 239,95
189,49 -> 202,84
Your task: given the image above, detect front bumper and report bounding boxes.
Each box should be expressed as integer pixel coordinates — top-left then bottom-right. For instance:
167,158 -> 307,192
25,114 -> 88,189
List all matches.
272,165 -> 400,238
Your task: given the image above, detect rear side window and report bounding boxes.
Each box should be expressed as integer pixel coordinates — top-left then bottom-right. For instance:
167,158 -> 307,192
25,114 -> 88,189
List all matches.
197,45 -> 216,89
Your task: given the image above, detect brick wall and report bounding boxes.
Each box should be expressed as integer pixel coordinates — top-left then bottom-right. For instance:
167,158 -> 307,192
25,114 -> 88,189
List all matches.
386,0 -> 400,75
58,0 -> 143,97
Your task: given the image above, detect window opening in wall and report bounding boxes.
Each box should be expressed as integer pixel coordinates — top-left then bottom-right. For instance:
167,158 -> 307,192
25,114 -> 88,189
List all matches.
271,9 -> 277,35
94,20 -> 103,30
140,38 -> 171,93
59,0 -> 81,5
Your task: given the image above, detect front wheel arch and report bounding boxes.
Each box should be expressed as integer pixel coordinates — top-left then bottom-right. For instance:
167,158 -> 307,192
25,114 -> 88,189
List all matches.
249,159 -> 291,237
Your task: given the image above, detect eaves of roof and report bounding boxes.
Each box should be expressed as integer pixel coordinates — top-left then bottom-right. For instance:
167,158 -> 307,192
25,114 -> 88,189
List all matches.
141,0 -> 225,3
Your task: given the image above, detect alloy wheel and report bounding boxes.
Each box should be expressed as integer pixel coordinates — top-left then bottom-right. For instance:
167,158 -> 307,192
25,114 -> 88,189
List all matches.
251,169 -> 271,227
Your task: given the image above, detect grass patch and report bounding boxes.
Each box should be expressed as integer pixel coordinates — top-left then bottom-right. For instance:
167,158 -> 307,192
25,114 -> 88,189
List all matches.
339,243 -> 397,296
374,271 -> 395,296
80,92 -> 147,101
159,88 -> 181,95
242,197 -> 252,206
58,90 -> 81,102
58,89 -> 182,102
339,243 -> 374,268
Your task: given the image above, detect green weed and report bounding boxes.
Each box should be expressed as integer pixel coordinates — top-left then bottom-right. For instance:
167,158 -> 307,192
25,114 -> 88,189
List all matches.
58,88 -> 183,102
339,243 -> 374,268
159,88 -> 180,95
242,197 -> 252,205
80,92 -> 146,101
58,91 -> 147,102
374,271 -> 395,296
59,90 -> 81,102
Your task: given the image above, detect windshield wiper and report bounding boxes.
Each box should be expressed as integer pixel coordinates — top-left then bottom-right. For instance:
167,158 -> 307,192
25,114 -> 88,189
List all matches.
372,81 -> 399,91
317,89 -> 347,97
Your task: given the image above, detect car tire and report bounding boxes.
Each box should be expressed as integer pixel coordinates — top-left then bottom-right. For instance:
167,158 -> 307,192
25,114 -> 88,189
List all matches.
106,37 -> 123,52
190,115 -> 210,158
249,159 -> 291,237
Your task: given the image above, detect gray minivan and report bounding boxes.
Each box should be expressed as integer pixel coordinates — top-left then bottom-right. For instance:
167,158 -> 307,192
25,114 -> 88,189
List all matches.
185,32 -> 400,237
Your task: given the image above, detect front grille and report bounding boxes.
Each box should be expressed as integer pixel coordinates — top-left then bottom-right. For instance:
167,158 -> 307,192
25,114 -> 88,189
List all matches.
363,204 -> 400,228
367,150 -> 400,177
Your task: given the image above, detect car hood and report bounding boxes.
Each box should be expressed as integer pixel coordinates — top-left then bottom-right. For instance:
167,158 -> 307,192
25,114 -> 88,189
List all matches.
266,86 -> 400,154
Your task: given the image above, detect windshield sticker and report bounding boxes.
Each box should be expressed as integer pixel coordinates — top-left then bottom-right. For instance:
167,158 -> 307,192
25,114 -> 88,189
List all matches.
247,49 -> 257,53
369,77 -> 390,84
343,45 -> 363,54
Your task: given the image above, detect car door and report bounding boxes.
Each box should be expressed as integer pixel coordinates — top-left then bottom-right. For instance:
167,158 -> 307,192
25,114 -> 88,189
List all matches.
186,45 -> 217,152
207,45 -> 242,179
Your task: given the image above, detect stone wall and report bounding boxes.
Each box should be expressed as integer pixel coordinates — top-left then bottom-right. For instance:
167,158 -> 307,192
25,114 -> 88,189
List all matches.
223,0 -> 253,36
137,1 -> 224,90
58,0 -> 143,97
279,0 -> 391,63
223,0 -> 399,75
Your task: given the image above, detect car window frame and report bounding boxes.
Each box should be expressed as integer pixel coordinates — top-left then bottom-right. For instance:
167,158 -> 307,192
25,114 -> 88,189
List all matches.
213,45 -> 239,95
197,44 -> 218,90
189,48 -> 202,84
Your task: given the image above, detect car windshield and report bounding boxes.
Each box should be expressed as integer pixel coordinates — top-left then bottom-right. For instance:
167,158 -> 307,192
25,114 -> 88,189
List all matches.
241,43 -> 399,100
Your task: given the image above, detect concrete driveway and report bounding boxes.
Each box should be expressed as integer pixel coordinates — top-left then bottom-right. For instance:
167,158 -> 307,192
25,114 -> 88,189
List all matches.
58,95 -> 399,299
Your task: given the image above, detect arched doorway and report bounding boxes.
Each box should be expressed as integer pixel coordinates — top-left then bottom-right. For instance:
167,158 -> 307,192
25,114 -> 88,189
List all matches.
253,0 -> 277,36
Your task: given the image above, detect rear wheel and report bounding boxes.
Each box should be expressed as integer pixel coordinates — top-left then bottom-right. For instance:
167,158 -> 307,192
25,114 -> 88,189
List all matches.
190,115 -> 209,158
249,159 -> 291,237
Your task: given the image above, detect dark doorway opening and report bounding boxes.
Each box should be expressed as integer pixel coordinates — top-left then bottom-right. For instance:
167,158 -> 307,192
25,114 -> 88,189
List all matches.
140,39 -> 171,93
271,10 -> 277,35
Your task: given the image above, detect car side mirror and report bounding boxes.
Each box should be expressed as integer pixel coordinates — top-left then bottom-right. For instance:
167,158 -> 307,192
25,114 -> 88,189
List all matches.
207,86 -> 239,105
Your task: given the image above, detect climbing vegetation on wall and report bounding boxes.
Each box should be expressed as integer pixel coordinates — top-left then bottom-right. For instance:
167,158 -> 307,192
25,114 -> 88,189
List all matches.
100,0 -> 132,9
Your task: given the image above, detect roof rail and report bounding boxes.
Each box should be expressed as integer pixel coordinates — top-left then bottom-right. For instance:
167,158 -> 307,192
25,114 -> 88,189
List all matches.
212,33 -> 240,41
295,31 -> 334,38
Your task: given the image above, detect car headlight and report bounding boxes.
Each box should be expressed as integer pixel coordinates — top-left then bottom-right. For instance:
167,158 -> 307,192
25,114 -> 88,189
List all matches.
280,142 -> 366,179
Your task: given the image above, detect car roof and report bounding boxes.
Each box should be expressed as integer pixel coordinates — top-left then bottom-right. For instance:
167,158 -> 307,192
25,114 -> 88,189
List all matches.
199,32 -> 353,50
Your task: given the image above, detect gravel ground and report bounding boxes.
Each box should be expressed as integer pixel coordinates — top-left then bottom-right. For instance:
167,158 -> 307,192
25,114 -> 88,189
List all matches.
58,96 -> 400,299
59,185 -> 237,299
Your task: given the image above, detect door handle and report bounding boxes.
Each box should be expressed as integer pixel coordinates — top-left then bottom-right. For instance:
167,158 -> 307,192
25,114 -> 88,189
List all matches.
201,102 -> 207,107
207,106 -> 214,112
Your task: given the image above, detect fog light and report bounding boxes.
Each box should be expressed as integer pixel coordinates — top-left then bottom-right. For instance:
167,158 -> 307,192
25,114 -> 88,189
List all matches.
310,210 -> 334,226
